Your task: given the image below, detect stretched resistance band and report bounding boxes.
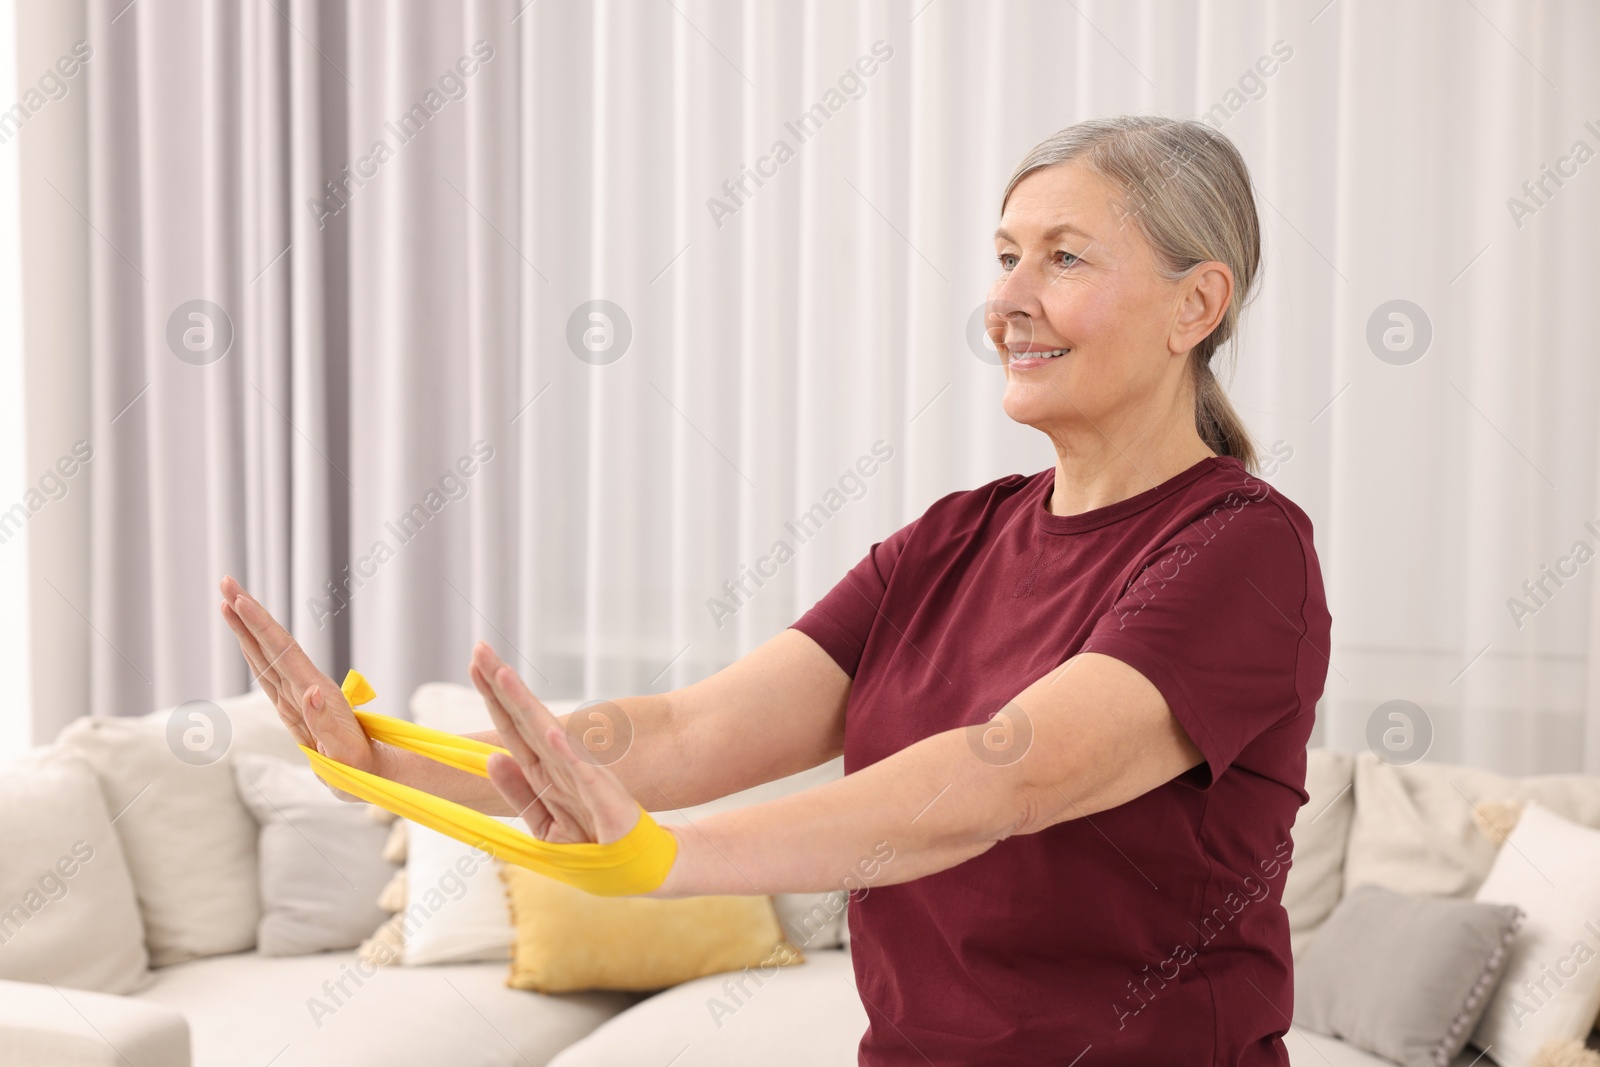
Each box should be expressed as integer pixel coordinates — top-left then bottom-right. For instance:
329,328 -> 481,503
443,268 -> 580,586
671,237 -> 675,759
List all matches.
297,670 -> 677,897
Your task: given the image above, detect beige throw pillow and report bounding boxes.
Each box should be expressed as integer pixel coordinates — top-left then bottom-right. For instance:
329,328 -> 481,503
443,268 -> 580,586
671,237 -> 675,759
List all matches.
1284,748 -> 1356,960
1343,753 -> 1600,902
55,688 -> 304,965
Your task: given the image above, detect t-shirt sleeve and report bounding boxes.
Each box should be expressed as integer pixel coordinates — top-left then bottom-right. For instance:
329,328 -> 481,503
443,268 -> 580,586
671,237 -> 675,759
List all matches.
788,515 -> 921,678
1078,501 -> 1316,790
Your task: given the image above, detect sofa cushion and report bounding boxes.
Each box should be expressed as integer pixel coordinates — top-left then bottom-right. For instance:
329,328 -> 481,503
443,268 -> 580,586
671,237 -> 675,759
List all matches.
233,753 -> 397,957
0,977 -> 189,1067
0,753 -> 149,994
55,689 -> 304,965
130,949 -> 643,1067
1284,748 -> 1355,960
1343,752 -> 1600,901
548,947 -> 866,1067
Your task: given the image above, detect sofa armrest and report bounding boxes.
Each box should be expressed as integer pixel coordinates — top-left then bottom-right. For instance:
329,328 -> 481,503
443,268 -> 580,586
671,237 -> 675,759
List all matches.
0,980 -> 190,1067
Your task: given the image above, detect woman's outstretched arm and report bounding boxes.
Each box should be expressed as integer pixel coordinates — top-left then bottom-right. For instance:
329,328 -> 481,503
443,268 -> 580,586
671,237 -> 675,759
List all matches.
464,639 -> 1206,895
218,576 -> 849,820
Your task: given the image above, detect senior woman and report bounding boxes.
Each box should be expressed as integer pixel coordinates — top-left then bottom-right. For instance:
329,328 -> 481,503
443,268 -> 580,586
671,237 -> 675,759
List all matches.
220,114 -> 1330,1065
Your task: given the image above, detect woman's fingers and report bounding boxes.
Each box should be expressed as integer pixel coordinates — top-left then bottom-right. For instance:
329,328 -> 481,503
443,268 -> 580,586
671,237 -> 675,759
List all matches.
220,598 -> 312,747
228,586 -> 328,706
470,642 -> 642,846
479,657 -> 593,829
225,592 -> 297,703
471,645 -> 572,779
486,752 -> 559,841
220,577 -> 312,730
219,578 -> 280,684
219,576 -> 372,770
541,721 -> 642,844
475,645 -> 567,765
219,593 -> 274,689
219,574 -> 248,610
468,658 -> 537,764
220,599 -> 274,692
469,661 -> 589,842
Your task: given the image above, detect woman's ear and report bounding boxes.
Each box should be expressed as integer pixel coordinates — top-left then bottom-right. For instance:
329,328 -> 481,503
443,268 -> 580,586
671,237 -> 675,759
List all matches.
1171,262 -> 1233,354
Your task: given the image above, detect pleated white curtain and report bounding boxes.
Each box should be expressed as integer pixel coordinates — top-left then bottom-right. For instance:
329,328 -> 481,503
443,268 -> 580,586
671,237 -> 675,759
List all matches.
17,0 -> 1600,776
0,0 -> 28,765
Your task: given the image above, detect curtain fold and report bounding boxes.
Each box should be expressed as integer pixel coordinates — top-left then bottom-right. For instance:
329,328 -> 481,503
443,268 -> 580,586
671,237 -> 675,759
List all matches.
15,0 -> 91,748
18,0 -> 1600,776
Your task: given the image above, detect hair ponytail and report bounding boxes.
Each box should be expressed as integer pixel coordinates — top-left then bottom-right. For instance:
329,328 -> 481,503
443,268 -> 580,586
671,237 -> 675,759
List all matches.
1194,359 -> 1252,464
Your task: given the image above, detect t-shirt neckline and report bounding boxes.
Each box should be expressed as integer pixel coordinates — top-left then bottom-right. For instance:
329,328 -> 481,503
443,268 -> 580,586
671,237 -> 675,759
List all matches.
1032,454 -> 1238,535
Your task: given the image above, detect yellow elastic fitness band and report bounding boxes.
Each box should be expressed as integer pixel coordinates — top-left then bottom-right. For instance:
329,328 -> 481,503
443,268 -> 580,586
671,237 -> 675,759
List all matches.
297,670 -> 678,897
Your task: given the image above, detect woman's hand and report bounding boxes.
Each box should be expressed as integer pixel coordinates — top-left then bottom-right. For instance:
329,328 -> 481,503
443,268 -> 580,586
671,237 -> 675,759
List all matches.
469,640 -> 643,845
218,575 -> 377,777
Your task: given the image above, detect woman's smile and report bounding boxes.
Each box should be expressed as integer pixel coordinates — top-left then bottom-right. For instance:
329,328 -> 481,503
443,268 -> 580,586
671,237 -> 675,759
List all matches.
1005,342 -> 1072,371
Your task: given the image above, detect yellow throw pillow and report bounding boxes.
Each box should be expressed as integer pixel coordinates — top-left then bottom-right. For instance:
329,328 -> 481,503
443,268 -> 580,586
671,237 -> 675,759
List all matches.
501,865 -> 804,994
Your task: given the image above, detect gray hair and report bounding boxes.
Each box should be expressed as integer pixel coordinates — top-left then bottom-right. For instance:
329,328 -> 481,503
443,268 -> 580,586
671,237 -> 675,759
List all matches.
1000,115 -> 1261,473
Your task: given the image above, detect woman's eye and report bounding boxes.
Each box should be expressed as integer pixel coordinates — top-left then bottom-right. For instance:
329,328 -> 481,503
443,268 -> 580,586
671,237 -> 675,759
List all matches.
996,251 -> 1078,271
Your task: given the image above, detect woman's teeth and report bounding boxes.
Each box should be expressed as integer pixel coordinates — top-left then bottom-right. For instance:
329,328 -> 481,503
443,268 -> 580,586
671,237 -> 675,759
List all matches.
1024,348 -> 1069,359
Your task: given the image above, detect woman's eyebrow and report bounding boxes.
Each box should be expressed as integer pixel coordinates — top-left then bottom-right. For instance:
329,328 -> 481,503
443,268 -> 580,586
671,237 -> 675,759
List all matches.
993,222 -> 1095,243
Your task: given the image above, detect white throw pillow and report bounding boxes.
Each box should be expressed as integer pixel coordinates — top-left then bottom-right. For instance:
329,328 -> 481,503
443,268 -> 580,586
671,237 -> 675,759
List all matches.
410,680 -> 524,734
1471,800 -> 1600,1066
400,819 -> 517,965
399,683 -> 557,964
54,688 -> 304,965
0,752 -> 149,993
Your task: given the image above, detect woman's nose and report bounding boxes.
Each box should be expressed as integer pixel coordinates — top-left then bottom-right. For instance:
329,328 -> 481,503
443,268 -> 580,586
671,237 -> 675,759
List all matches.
991,261 -> 1043,315
987,276 -> 1040,340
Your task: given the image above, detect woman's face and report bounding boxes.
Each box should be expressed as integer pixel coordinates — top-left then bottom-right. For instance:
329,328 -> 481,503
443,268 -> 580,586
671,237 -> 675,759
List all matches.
988,160 -> 1219,442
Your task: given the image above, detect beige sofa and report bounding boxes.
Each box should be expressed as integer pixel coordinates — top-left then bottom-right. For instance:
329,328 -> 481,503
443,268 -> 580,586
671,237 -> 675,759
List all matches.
3,686 -> 1598,1067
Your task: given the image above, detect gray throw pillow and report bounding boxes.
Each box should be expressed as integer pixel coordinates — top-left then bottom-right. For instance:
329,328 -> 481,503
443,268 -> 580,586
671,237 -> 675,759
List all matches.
232,753 -> 395,956
1294,884 -> 1523,1067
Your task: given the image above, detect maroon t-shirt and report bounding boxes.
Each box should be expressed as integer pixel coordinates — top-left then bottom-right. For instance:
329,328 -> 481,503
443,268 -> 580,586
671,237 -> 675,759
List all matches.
788,454 -> 1331,1066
